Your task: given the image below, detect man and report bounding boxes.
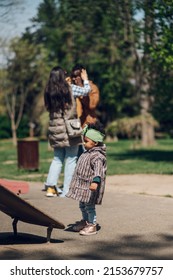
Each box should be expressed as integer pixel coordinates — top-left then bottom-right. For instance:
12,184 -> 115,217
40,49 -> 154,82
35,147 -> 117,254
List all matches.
70,64 -> 100,128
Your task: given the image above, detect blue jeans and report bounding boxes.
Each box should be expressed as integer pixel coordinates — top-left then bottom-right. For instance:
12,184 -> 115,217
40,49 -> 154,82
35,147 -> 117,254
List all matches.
79,201 -> 96,224
45,145 -> 79,197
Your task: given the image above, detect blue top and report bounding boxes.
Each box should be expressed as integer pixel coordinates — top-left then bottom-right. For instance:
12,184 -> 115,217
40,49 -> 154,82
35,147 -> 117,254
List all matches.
71,80 -> 90,97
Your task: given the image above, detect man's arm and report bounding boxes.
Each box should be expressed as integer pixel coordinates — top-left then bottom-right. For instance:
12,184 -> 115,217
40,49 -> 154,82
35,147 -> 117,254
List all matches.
71,69 -> 91,97
79,82 -> 100,109
88,83 -> 100,109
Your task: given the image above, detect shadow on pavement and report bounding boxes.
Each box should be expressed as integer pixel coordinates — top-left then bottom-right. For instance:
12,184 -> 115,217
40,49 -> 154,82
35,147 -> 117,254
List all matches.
0,233 -> 173,260
0,232 -> 64,245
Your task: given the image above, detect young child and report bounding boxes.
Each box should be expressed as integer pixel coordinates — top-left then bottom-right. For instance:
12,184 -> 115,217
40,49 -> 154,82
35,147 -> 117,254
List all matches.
66,121 -> 107,235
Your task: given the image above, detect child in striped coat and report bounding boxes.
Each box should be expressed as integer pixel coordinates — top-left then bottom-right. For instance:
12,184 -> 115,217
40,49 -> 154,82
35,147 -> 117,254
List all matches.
66,121 -> 107,235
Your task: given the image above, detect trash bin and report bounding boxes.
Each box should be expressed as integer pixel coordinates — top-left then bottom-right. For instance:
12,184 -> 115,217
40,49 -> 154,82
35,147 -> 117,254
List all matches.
17,137 -> 39,170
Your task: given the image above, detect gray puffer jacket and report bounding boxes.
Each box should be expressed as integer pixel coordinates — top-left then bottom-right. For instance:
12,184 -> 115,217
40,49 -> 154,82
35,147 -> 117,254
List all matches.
48,97 -> 82,148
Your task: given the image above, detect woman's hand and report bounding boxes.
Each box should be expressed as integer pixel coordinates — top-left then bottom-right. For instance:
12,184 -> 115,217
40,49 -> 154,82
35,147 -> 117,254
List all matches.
66,76 -> 71,84
81,69 -> 88,81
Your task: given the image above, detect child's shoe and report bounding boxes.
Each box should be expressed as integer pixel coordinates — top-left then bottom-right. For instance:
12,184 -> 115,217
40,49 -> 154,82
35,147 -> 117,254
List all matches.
79,223 -> 97,235
73,220 -> 87,232
46,186 -> 58,197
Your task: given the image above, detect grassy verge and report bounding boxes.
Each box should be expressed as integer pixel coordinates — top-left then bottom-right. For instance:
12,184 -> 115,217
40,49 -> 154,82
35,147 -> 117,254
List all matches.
107,139 -> 173,175
0,139 -> 173,182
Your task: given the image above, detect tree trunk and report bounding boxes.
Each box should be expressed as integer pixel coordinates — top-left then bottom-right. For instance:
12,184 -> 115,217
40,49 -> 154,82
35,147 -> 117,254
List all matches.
11,116 -> 17,146
140,0 -> 156,147
140,93 -> 155,147
141,117 -> 155,147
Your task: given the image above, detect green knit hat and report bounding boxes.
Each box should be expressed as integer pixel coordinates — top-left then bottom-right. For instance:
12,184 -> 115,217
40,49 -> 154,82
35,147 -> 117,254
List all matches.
82,124 -> 105,142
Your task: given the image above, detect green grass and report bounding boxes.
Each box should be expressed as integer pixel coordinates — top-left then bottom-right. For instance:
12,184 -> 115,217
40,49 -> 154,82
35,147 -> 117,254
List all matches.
0,138 -> 173,182
107,139 -> 173,175
0,140 -> 52,182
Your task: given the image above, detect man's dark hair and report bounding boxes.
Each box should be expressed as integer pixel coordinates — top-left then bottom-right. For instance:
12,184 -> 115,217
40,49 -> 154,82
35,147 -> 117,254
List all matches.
71,64 -> 85,72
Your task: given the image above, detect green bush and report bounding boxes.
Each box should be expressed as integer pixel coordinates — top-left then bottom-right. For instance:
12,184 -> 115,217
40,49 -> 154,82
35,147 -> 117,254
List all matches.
0,115 -> 11,139
0,114 -> 30,139
17,115 -> 30,138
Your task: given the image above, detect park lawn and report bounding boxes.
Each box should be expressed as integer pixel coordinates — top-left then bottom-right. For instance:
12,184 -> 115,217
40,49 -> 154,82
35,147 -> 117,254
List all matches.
0,138 -> 173,182
106,139 -> 173,175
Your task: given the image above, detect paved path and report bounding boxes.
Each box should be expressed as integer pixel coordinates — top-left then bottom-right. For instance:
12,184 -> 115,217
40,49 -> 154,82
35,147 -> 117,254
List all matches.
0,175 -> 173,260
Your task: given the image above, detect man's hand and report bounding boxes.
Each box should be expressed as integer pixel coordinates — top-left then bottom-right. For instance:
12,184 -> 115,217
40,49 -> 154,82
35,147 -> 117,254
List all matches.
89,182 -> 98,191
81,69 -> 88,80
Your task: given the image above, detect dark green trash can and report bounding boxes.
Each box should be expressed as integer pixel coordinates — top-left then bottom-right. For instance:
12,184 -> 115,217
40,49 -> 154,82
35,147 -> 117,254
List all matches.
17,138 -> 39,170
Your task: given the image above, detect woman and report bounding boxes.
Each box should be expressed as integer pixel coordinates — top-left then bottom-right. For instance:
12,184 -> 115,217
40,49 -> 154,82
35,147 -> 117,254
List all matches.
44,66 -> 90,197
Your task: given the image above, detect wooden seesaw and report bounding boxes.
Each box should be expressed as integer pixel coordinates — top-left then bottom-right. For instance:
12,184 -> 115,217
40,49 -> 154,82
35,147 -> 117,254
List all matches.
0,183 -> 65,242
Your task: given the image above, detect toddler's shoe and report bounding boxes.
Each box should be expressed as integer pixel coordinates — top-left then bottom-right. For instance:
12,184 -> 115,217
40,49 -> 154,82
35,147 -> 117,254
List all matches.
79,223 -> 97,235
46,187 -> 58,197
73,220 -> 87,232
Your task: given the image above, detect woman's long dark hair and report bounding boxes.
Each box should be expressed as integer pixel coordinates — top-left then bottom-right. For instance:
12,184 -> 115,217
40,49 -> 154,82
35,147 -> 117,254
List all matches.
44,66 -> 72,112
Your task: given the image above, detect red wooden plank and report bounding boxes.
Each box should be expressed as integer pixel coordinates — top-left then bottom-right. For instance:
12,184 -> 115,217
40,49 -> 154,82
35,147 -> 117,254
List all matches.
0,179 -> 29,194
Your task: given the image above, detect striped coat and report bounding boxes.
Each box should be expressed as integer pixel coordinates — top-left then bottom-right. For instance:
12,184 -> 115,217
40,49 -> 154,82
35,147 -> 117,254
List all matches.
66,144 -> 107,204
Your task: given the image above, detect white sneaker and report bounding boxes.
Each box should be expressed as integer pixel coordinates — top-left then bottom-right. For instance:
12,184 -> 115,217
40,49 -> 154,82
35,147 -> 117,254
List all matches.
79,223 -> 97,235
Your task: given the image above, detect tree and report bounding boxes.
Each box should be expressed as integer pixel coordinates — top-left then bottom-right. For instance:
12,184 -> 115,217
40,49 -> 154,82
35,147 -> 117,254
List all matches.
149,1 -> 173,135
1,0 -> 173,145
138,0 -> 156,146
122,0 -> 170,146
25,0 -> 139,126
135,0 -> 173,144
0,37 -> 50,145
